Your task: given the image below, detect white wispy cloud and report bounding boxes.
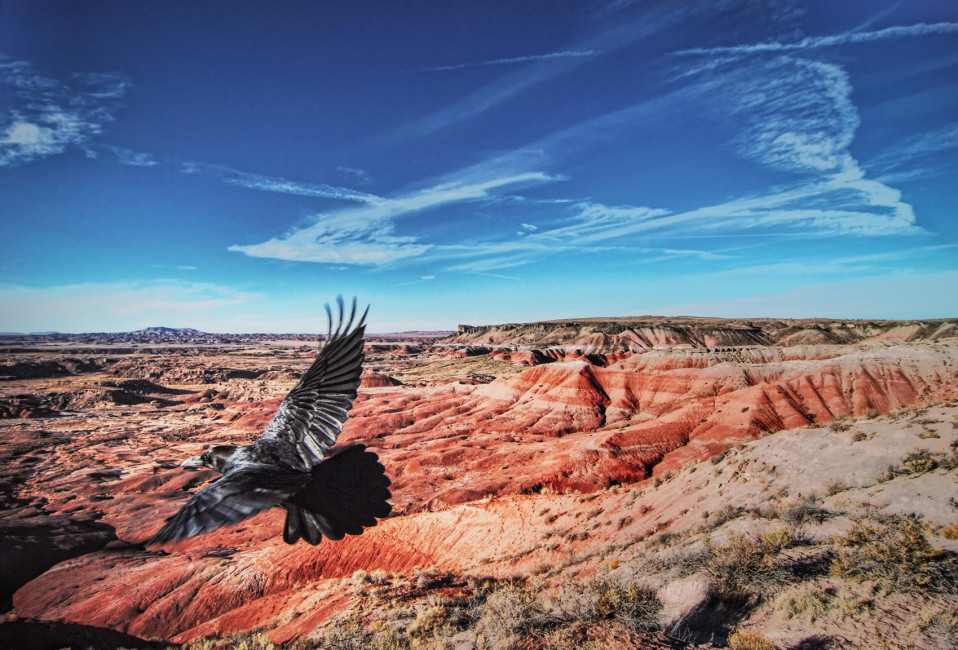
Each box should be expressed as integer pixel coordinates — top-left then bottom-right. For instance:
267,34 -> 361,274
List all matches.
434,207 -> 721,273
102,145 -> 159,167
181,161 -> 383,204
0,58 -> 380,210
687,245 -> 957,280
398,274 -> 438,287
394,4 -> 687,139
676,22 -> 958,57
434,165 -> 921,275
403,47 -> 922,277
436,174 -> 920,276
662,54 -> 919,236
0,57 -> 128,166
91,145 -> 380,202
420,50 -> 596,72
336,166 -> 373,185
849,1 -> 903,33
444,253 -> 540,274
867,122 -> 958,176
574,170 -> 919,240
627,248 -> 733,264
714,57 -> 859,174
228,171 -> 559,265
399,31 -> 925,277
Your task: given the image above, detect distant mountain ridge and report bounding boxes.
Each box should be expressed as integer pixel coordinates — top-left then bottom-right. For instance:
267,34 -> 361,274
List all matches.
0,328 -> 454,345
133,327 -> 206,335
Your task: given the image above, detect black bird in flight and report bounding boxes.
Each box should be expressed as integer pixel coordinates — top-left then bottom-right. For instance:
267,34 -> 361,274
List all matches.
149,297 -> 391,546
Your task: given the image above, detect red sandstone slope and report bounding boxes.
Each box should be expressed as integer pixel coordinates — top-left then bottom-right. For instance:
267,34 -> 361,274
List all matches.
4,331 -> 958,643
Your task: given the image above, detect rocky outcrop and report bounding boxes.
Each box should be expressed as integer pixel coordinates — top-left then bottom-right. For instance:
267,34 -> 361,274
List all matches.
360,373 -> 403,388
0,359 -> 102,380
442,317 -> 958,353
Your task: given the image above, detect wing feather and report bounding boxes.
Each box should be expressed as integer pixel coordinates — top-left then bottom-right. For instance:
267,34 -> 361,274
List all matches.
148,466 -> 309,545
259,297 -> 368,468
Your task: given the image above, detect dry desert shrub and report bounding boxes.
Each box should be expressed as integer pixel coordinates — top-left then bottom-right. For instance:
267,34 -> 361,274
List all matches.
351,569 -> 369,584
407,603 -> 449,639
707,504 -> 743,528
776,495 -> 832,526
184,640 -> 216,650
473,575 -> 662,648
315,617 -> 371,650
726,629 -> 775,650
474,581 -> 547,647
549,577 -> 661,633
902,449 -> 938,474
879,446 -> 955,480
830,514 -> 943,591
317,616 -> 412,650
594,580 -> 661,632
940,524 -> 958,540
412,566 -> 438,589
773,580 -> 876,624
877,464 -> 899,483
328,624 -> 410,650
231,633 -> 278,650
711,449 -> 731,465
759,527 -> 795,552
774,582 -> 831,621
350,569 -> 371,595
706,532 -> 789,597
940,440 -> 958,470
369,568 -> 391,584
822,477 -> 849,496
829,417 -> 852,432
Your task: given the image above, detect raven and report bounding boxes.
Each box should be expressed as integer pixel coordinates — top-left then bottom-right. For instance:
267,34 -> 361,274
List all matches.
149,297 -> 391,546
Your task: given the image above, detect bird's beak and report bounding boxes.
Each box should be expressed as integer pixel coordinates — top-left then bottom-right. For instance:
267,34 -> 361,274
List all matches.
181,455 -> 205,470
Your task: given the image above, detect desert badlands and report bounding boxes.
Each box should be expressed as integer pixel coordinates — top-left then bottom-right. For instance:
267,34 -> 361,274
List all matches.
1,317 -> 957,648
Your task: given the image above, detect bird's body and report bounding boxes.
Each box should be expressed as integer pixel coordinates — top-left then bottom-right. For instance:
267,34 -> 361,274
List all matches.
148,297 -> 391,546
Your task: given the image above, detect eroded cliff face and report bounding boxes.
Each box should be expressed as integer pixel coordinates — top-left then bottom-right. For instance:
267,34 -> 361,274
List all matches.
444,317 -> 958,351
2,320 -> 957,644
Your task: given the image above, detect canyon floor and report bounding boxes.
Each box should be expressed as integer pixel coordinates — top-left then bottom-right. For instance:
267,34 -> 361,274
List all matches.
1,317 -> 957,649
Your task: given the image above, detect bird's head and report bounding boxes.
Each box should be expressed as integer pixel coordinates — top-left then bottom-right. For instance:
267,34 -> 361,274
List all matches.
181,444 -> 238,473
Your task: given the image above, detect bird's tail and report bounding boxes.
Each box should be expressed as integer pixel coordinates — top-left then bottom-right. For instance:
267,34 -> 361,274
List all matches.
283,444 -> 392,545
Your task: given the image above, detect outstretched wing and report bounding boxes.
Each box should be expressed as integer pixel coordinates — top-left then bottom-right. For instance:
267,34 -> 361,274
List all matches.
148,466 -> 310,544
259,296 -> 368,468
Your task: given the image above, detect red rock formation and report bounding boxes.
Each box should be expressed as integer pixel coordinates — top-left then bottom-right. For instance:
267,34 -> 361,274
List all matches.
4,326 -> 958,644
360,373 -> 403,388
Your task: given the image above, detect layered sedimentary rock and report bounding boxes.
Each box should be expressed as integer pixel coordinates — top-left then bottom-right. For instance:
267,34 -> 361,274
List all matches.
2,318 -> 957,643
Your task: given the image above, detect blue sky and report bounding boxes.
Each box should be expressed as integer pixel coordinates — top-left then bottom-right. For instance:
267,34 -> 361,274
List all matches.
1,0 -> 957,332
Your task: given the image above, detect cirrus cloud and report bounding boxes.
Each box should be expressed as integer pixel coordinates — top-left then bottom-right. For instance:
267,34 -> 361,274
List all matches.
0,56 -> 128,166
